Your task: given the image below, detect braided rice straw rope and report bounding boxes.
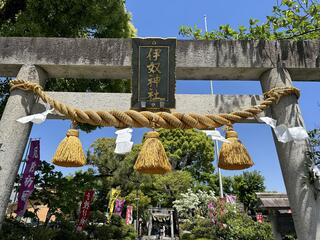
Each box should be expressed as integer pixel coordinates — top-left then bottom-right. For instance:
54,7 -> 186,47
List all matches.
10,79 -> 300,130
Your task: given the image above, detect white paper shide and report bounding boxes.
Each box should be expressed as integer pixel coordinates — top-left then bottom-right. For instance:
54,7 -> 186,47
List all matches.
16,107 -> 55,124
203,130 -> 230,143
114,128 -> 133,154
259,117 -> 309,143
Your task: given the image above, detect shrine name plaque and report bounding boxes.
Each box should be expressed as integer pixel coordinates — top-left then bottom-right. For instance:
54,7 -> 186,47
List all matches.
131,38 -> 176,110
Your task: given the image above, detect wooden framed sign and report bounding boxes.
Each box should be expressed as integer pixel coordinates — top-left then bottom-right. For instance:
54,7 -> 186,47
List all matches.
131,38 -> 176,110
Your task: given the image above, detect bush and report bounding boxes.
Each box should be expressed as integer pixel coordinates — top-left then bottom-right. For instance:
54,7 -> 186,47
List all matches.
181,210 -> 273,240
0,219 -> 32,240
0,217 -> 135,240
31,227 -> 56,240
52,229 -> 87,240
93,215 -> 137,240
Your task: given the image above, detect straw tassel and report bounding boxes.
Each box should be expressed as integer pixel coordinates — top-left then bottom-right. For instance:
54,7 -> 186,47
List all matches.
52,125 -> 86,167
134,131 -> 171,174
218,126 -> 253,170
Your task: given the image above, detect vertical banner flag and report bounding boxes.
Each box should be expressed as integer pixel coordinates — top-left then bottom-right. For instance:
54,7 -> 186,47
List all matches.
125,205 -> 133,225
225,194 -> 237,204
107,188 -> 121,223
208,202 -> 216,224
256,212 -> 264,223
114,199 -> 125,216
16,140 -> 40,216
76,190 -> 95,232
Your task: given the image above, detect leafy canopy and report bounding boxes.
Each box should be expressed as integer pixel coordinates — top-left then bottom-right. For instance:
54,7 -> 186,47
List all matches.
179,0 -> 320,40
158,128 -> 215,182
0,0 -> 135,38
232,170 -> 266,211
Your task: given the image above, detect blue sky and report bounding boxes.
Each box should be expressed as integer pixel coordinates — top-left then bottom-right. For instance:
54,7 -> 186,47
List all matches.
28,0 -> 320,193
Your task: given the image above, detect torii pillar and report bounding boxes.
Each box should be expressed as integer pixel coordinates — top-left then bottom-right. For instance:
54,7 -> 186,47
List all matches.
0,65 -> 47,229
261,68 -> 320,240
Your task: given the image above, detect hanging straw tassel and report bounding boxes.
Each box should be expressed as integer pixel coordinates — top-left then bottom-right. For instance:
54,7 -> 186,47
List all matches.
218,126 -> 254,170
52,123 -> 86,167
134,131 -> 171,174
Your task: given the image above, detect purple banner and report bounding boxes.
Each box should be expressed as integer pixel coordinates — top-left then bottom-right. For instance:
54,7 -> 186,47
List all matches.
114,199 -> 125,216
15,140 -> 40,216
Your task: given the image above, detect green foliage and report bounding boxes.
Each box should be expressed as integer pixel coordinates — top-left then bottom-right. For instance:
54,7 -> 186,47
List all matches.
0,218 -> 87,240
179,0 -> 320,40
87,138 -> 152,196
232,170 -> 266,210
307,128 -> 320,163
158,129 -> 215,182
218,212 -> 273,240
181,204 -> 273,240
93,215 -> 137,240
0,0 -> 135,37
87,135 -> 212,207
0,218 -> 31,240
125,190 -> 151,212
151,170 -> 193,206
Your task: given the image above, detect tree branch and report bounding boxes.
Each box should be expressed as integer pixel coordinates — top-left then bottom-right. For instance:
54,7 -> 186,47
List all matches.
279,27 -> 320,39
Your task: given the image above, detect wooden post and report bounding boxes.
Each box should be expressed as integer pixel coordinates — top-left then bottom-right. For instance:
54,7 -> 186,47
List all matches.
0,65 -> 47,229
260,68 -> 320,240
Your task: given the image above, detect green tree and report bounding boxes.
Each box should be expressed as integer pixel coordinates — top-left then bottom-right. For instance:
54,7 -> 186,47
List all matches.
232,171 -> 266,211
87,137 -> 198,208
87,138 -> 153,197
0,0 -> 135,37
151,171 -> 193,207
159,129 -> 215,183
125,190 -> 151,215
179,0 -> 320,40
87,133 -> 215,204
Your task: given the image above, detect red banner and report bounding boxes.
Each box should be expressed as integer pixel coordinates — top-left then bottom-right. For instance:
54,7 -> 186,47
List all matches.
16,140 -> 40,216
125,205 -> 133,225
76,190 -> 95,232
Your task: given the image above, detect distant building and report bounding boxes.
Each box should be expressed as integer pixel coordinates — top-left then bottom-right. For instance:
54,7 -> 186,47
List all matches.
256,192 -> 296,240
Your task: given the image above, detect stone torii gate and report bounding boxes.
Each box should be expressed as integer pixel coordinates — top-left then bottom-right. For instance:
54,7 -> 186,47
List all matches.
0,38 -> 319,239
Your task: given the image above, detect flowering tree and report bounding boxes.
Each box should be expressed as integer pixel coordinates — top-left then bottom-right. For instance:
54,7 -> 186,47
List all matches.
173,189 -> 216,219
